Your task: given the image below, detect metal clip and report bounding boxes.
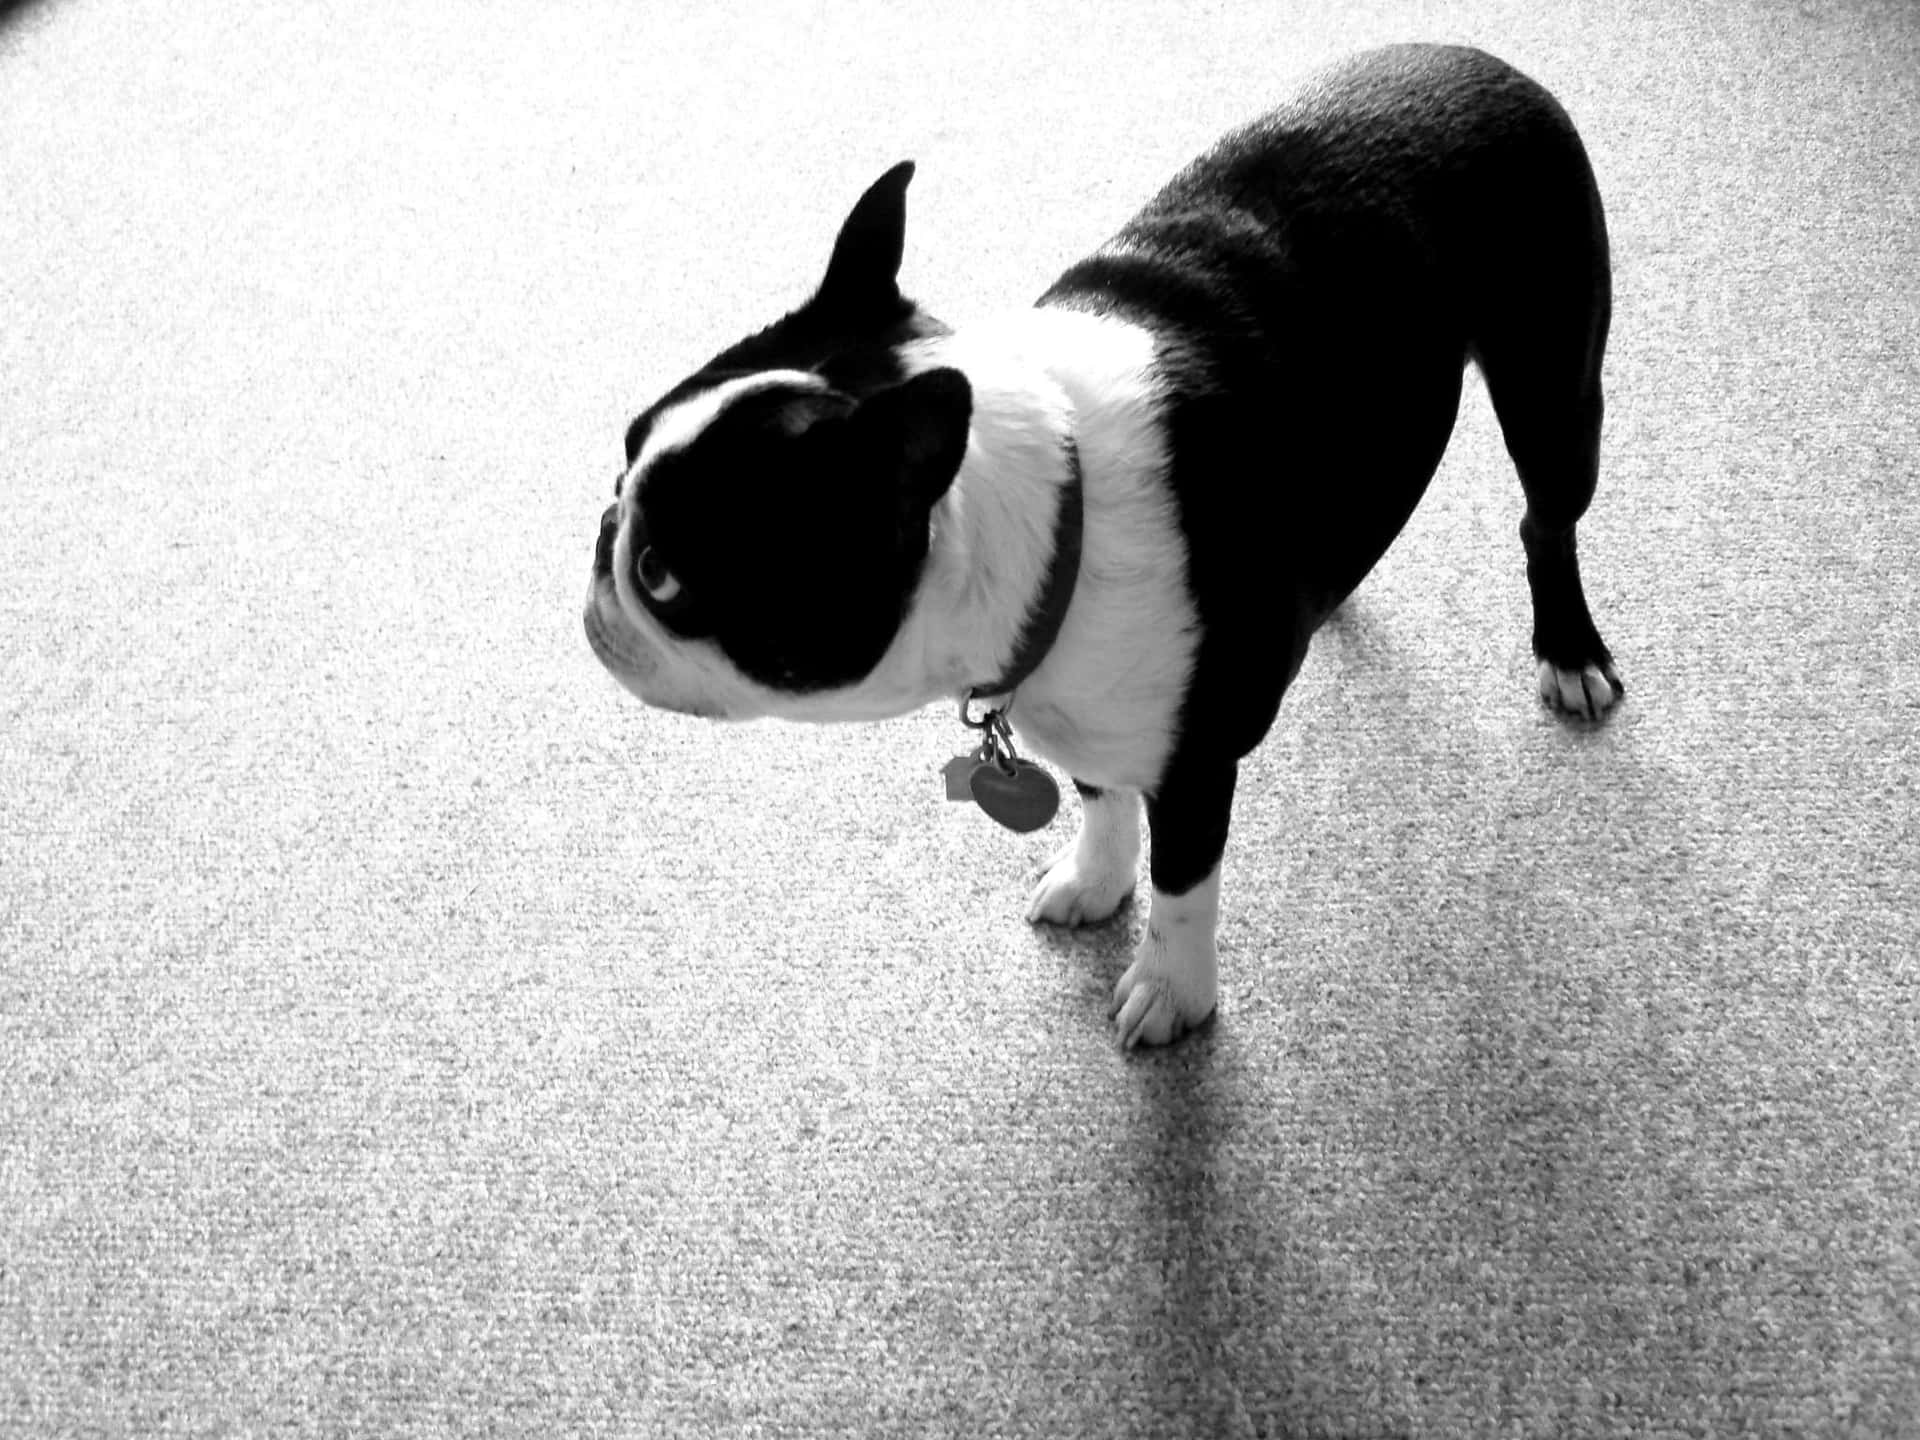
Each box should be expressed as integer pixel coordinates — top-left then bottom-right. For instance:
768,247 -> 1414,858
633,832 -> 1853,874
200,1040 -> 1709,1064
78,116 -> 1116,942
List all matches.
957,696 -> 1019,773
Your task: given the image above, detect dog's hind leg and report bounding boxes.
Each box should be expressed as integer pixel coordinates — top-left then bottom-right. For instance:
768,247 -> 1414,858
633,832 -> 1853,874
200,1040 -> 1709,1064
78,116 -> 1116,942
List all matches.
1028,782 -> 1141,927
1478,287 -> 1624,721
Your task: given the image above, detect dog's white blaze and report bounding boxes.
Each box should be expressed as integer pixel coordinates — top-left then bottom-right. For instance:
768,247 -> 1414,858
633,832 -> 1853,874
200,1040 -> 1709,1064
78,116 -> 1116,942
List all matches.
614,368 -> 821,631
626,369 -> 825,488
599,369 -> 828,719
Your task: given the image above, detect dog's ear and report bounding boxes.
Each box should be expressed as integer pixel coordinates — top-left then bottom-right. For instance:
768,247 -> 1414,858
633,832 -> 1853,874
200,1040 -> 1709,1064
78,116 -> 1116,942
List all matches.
814,161 -> 916,314
851,366 -> 971,516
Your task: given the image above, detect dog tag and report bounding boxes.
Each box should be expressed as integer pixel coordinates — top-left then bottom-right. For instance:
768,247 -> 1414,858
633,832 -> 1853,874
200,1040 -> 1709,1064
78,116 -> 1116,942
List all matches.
968,757 -> 1061,833
942,752 -> 982,801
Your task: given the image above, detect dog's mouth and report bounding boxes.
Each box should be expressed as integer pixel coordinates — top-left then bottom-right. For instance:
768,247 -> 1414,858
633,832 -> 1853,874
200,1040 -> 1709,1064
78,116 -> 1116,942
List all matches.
587,504 -> 654,662
581,589 -> 636,667
582,581 -> 734,721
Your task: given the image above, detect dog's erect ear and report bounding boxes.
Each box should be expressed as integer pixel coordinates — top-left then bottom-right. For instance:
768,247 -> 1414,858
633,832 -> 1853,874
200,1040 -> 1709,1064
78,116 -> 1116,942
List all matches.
852,366 -> 972,515
814,161 -> 916,314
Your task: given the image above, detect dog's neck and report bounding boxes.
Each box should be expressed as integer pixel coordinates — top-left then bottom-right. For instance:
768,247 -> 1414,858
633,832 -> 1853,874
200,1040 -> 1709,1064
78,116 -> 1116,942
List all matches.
899,318 -> 1085,703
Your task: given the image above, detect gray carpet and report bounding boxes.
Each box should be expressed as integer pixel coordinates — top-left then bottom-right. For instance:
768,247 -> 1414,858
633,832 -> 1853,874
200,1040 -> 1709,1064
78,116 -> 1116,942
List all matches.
5,0 -> 1918,1435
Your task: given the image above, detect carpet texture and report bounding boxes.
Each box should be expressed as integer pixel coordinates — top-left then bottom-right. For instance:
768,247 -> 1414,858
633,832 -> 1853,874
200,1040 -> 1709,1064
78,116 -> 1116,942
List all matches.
4,0 -> 1918,1435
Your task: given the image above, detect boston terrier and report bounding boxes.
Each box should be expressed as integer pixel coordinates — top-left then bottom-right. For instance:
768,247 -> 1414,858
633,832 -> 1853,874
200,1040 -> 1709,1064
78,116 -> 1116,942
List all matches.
583,44 -> 1624,1048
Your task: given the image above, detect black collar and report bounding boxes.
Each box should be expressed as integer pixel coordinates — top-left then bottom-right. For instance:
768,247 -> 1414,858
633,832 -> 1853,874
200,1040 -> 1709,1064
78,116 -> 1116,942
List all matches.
964,436 -> 1084,703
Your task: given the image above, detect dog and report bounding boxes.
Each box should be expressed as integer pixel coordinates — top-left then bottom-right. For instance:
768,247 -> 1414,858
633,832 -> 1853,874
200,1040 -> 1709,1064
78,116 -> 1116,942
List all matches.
583,44 -> 1624,1047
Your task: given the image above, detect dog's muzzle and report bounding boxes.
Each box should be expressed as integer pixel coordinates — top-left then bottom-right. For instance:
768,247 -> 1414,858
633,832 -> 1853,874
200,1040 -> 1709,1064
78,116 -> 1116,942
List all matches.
593,502 -> 620,580
584,509 -> 719,719
585,501 -> 639,672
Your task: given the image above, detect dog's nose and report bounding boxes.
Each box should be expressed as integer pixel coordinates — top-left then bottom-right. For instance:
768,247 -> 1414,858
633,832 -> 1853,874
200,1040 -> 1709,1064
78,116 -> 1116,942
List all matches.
594,503 -> 619,576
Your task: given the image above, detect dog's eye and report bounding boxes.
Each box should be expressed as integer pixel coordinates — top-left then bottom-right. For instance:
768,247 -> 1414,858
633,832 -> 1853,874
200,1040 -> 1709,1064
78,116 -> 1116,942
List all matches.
634,546 -> 684,605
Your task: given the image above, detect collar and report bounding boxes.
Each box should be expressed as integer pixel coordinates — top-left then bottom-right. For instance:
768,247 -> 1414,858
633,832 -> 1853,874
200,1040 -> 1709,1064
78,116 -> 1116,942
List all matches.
963,435 -> 1084,705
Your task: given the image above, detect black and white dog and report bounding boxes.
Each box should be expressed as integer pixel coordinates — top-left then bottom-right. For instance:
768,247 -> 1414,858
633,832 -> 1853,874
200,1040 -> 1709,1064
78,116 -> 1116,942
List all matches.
584,45 -> 1624,1047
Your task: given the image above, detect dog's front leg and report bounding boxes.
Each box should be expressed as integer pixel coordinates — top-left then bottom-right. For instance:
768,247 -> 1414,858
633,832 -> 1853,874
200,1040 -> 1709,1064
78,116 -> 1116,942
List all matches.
1027,781 -> 1142,926
1111,758 -> 1235,1048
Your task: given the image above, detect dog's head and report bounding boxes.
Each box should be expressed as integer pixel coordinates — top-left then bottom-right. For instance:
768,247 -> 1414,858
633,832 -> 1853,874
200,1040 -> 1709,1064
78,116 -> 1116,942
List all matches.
584,163 -> 973,720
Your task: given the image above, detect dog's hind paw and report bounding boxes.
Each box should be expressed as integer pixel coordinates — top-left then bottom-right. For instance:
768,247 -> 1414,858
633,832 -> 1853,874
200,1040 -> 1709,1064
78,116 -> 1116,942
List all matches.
1537,660 -> 1622,722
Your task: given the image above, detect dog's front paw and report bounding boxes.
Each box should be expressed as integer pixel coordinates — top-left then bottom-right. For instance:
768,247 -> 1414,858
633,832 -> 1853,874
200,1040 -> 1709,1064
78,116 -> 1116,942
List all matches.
1537,660 -> 1623,722
1027,840 -> 1136,926
1026,786 -> 1141,927
1110,923 -> 1218,1050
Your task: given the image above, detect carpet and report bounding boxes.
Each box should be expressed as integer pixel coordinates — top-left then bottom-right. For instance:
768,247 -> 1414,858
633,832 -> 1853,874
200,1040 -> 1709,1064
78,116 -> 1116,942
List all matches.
4,0 -> 1917,1434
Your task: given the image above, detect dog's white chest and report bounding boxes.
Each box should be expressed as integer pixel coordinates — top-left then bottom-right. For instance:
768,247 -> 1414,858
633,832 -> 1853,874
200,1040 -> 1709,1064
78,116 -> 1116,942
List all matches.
939,307 -> 1200,794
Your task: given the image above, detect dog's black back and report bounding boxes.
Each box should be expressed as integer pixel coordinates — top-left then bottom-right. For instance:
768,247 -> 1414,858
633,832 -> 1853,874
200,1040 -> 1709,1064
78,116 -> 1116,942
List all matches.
1040,44 -> 1611,760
